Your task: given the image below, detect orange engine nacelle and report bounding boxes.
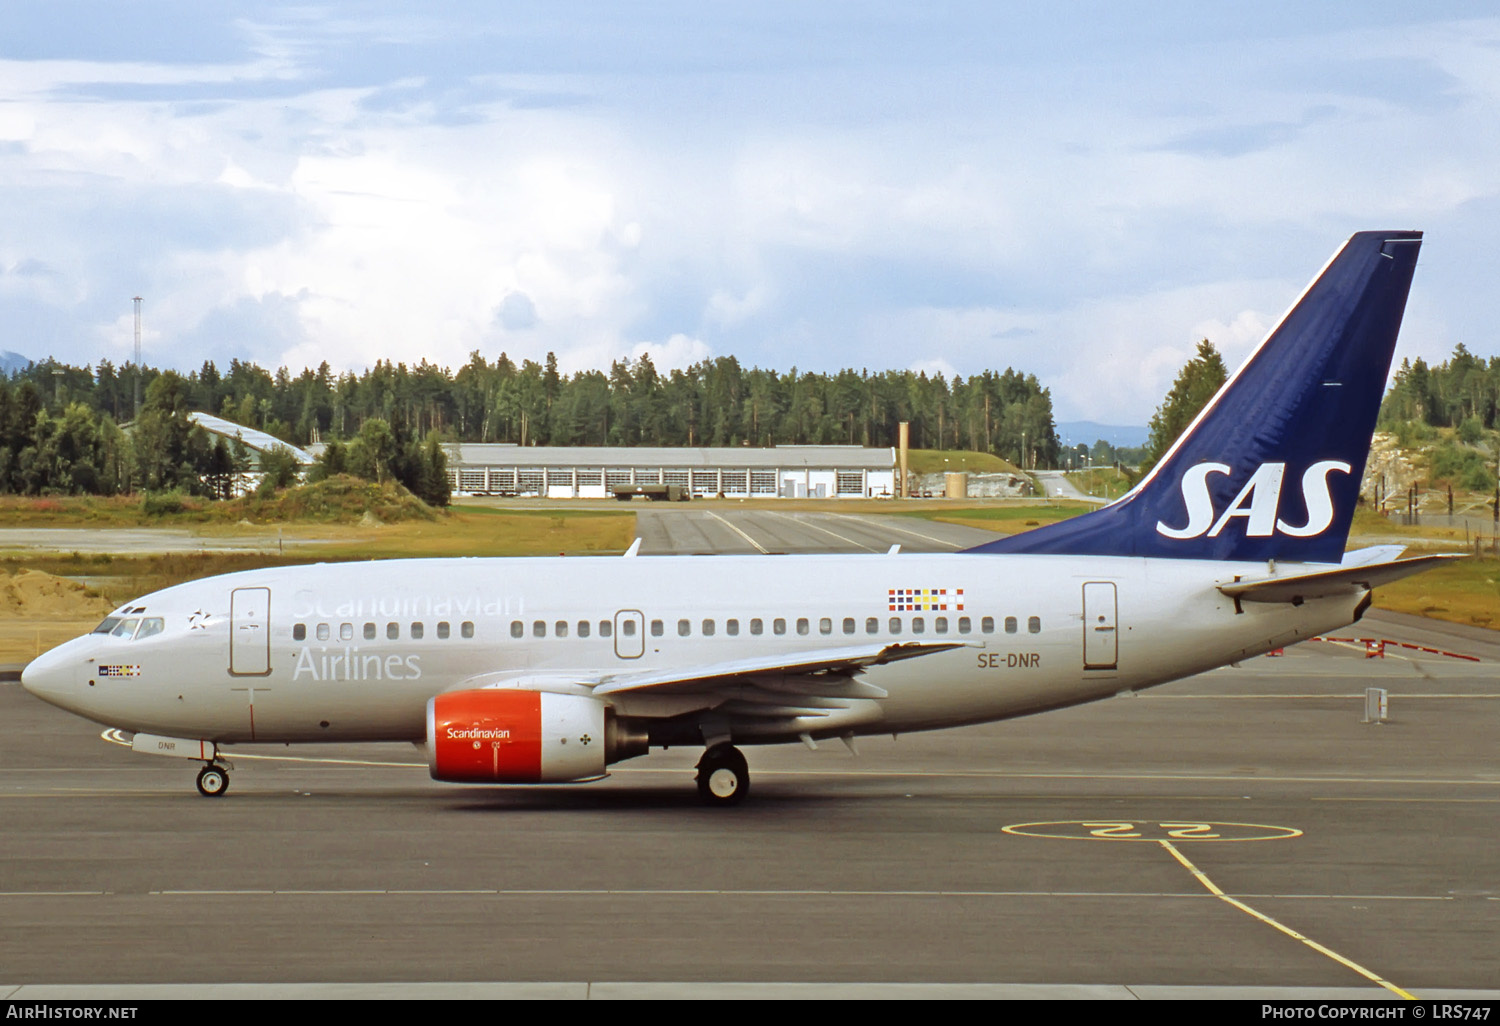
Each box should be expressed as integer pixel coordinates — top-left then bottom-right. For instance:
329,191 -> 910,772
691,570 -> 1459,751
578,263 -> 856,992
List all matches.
427,689 -> 609,783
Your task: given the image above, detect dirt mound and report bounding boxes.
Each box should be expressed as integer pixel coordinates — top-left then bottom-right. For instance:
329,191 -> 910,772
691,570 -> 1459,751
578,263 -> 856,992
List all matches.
232,475 -> 438,524
0,570 -> 114,617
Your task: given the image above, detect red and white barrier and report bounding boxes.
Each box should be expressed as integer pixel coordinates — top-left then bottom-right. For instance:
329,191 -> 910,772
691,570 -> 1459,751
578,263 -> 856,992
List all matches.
1311,636 -> 1481,662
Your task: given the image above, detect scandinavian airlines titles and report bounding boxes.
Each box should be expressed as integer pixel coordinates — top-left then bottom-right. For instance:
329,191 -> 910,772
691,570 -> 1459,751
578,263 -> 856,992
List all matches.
292,646 -> 422,682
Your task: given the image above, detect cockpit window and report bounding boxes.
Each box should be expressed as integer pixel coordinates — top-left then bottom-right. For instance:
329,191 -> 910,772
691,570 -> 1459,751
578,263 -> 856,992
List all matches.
92,617 -> 122,635
135,618 -> 165,640
110,618 -> 141,639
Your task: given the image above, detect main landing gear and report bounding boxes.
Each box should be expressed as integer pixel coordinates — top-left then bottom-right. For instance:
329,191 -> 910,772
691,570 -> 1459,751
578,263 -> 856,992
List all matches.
695,744 -> 749,806
196,763 -> 230,798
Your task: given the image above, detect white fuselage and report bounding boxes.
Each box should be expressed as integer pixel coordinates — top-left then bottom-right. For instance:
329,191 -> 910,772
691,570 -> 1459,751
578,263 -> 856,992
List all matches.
21,552 -> 1363,748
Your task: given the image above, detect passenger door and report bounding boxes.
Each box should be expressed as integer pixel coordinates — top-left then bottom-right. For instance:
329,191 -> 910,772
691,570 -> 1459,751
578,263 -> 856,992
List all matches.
230,587 -> 271,676
1082,582 -> 1118,671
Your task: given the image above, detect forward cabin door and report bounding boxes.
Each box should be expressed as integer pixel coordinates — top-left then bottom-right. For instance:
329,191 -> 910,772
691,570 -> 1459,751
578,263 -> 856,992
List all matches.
1082,582 -> 1118,671
230,587 -> 272,676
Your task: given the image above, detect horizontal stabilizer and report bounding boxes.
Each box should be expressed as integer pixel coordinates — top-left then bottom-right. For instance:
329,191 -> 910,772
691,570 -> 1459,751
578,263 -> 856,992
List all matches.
1218,554 -> 1462,604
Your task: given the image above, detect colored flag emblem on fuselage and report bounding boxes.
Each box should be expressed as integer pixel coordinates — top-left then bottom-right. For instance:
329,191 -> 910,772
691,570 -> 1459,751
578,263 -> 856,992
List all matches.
98,665 -> 142,677
888,588 -> 963,612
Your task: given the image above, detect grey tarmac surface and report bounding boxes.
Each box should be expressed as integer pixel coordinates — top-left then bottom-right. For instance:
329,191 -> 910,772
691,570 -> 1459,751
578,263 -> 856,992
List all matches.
632,505 -> 997,554
2,509 -> 1498,1000
0,528 -> 329,555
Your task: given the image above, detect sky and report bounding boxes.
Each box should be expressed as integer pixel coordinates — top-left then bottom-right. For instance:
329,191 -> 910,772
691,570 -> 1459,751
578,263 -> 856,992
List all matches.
1,2 -> 1497,425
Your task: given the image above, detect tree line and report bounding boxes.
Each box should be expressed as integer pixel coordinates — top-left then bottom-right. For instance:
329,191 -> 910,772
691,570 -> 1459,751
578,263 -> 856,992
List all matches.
0,369 -> 449,504
1379,344 -> 1500,436
0,351 -> 1063,498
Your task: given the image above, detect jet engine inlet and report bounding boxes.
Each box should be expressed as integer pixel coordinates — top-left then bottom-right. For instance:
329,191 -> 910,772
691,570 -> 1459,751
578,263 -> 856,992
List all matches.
427,689 -> 608,783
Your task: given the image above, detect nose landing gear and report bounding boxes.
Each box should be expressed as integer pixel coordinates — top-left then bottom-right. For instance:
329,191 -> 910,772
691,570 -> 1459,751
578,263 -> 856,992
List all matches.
195,763 -> 230,797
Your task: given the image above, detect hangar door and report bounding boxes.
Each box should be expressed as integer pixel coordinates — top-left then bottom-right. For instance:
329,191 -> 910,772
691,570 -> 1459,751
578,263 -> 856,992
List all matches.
1082,581 -> 1118,671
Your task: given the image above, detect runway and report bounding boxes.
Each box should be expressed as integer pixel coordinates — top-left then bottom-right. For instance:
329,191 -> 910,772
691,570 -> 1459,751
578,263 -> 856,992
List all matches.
632,505 -> 995,554
2,508 -> 1497,999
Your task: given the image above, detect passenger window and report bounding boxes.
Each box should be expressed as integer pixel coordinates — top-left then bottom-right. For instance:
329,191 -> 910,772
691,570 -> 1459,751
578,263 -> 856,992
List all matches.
912,617 -> 925,635
958,617 -> 971,634
317,623 -> 330,642
555,620 -> 568,638
340,623 -> 353,641
650,620 -> 663,637
866,617 -> 879,635
819,617 -> 832,635
981,616 -> 995,634
678,619 -> 691,637
437,622 -> 450,639
386,622 -> 398,640
510,621 -> 523,639
621,620 -> 636,637
533,621 -> 546,638
727,619 -> 739,636
600,621 -> 612,638
578,621 -> 590,638
135,618 -> 164,640
888,617 -> 902,634
1028,616 -> 1041,634
773,618 -> 786,636
935,617 -> 948,634
843,617 -> 855,635
702,619 -> 715,637
364,622 -> 377,640
293,623 -> 306,641
750,618 -> 763,635
797,618 -> 809,636
461,621 -> 474,639
1005,617 -> 1017,634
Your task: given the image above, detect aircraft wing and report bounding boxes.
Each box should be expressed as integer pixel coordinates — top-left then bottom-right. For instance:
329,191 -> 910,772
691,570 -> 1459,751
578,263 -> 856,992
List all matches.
1217,554 -> 1464,604
591,641 -> 968,697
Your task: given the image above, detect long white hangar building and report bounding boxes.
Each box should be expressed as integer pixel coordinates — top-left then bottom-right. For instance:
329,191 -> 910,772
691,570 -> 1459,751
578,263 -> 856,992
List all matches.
445,445 -> 897,499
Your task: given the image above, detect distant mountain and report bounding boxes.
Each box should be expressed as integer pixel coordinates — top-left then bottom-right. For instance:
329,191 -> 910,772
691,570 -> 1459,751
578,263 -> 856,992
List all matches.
1056,421 -> 1148,448
0,351 -> 29,375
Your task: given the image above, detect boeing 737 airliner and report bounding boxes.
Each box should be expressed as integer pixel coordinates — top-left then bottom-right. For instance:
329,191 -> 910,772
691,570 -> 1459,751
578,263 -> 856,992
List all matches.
21,230 -> 1453,804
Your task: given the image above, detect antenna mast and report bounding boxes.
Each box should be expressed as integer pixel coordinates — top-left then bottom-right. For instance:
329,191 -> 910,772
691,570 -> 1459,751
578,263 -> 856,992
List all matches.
133,296 -> 142,419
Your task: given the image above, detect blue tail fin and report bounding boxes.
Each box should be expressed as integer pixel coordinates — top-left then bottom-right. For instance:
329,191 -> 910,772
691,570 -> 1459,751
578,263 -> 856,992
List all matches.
968,230 -> 1422,563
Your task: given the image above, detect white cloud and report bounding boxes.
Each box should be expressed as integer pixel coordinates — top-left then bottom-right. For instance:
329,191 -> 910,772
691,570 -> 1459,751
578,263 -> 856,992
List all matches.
1191,309 -> 1272,368
909,357 -> 956,380
630,333 -> 711,372
0,6 -> 1497,427
863,275 -> 1298,425
0,55 -> 297,99
706,284 -> 770,328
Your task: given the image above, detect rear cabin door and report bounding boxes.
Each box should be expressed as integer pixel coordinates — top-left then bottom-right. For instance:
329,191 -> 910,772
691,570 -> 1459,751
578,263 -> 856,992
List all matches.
230,587 -> 271,676
1082,581 -> 1118,671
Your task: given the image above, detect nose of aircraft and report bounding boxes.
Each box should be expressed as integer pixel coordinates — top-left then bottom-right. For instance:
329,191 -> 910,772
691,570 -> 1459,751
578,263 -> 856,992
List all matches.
21,639 -> 80,707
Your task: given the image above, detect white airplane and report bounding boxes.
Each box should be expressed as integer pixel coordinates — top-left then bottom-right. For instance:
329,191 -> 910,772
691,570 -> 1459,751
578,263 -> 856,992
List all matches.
22,230 -> 1453,804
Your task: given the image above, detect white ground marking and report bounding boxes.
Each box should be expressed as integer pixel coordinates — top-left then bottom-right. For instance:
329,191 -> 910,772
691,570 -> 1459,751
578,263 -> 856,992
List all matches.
702,510 -> 769,553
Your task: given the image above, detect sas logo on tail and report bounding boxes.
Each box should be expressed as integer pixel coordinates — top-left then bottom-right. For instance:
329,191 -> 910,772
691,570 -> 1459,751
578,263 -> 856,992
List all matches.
1156,461 -> 1351,540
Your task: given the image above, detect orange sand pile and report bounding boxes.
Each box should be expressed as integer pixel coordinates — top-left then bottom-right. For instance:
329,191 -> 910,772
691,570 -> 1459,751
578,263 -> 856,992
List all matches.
0,570 -> 114,617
